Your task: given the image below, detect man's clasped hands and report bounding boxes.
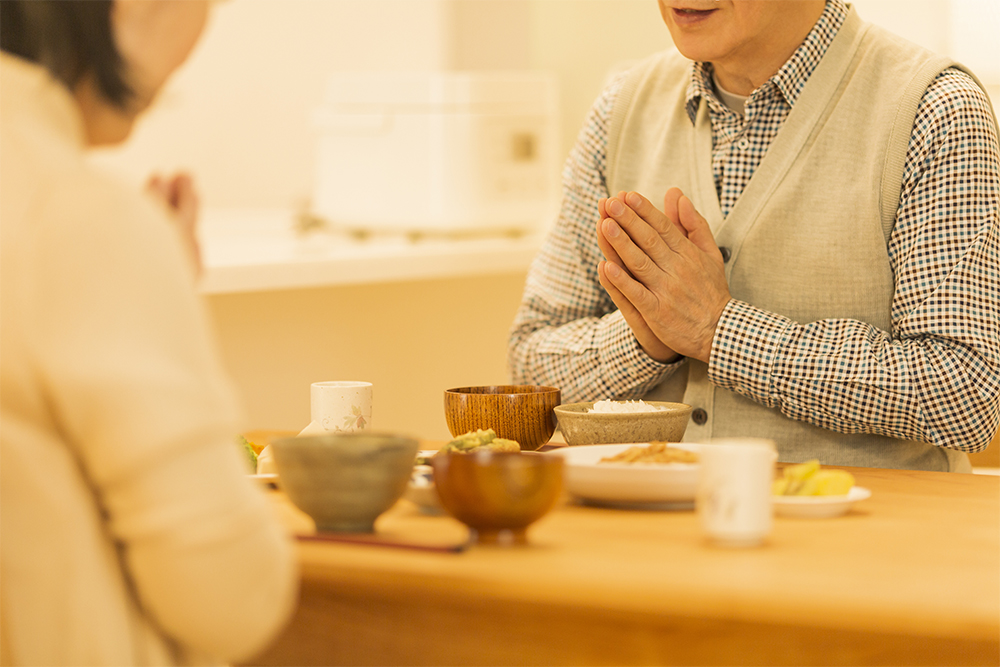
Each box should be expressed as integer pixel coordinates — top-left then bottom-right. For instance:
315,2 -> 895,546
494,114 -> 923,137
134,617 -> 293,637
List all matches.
596,189 -> 733,365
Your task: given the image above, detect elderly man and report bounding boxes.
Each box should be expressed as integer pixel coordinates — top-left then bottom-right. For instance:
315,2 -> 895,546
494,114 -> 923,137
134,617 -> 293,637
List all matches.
508,0 -> 999,471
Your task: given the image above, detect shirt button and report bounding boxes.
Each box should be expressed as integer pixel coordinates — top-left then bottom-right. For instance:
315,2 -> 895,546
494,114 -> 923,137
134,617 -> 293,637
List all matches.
737,138 -> 750,150
719,246 -> 731,263
691,408 -> 708,425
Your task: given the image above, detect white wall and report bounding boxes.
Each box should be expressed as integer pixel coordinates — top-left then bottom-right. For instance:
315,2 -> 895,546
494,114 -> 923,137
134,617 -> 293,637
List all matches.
853,0 -> 999,96
947,0 -> 1000,86
208,273 -> 528,439
91,0 -> 453,208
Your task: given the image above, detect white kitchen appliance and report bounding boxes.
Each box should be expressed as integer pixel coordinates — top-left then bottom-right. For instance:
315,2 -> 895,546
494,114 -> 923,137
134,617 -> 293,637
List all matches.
311,71 -> 558,236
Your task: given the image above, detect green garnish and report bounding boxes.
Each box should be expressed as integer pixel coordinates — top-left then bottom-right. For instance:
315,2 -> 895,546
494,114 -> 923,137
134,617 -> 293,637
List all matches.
237,435 -> 257,472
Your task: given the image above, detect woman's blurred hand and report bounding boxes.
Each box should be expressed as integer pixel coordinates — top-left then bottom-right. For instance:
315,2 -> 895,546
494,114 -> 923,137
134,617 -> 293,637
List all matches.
146,172 -> 202,276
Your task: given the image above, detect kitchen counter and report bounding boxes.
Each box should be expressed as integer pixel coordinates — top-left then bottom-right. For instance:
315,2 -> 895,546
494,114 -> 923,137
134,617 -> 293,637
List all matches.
198,209 -> 546,294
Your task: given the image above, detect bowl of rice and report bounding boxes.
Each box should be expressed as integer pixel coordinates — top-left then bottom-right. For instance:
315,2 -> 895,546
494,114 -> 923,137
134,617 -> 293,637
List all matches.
553,400 -> 692,446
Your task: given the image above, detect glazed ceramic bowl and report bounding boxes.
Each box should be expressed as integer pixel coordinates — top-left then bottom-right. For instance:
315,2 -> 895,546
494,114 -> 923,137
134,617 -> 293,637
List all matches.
554,401 -> 692,446
444,385 -> 561,451
431,450 -> 564,545
271,433 -> 420,532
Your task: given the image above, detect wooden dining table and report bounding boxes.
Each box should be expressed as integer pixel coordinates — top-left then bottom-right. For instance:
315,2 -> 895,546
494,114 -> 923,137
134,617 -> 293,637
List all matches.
245,443 -> 999,667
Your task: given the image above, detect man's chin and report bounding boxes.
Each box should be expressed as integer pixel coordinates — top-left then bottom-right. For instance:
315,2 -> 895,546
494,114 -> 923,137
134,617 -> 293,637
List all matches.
669,40 -> 723,64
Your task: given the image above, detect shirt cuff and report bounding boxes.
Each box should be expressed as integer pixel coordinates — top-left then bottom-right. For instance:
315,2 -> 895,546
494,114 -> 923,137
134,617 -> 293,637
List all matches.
708,299 -> 793,407
598,309 -> 682,390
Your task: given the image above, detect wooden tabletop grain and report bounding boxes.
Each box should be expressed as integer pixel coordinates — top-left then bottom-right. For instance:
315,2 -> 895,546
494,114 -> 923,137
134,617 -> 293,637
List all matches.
247,450 -> 1000,667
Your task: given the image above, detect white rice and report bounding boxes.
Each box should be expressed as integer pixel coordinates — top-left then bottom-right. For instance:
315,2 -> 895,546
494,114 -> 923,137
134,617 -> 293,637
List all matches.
589,399 -> 666,414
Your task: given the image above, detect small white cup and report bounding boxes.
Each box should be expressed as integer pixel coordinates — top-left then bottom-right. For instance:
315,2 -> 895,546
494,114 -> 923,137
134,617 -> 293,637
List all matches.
696,438 -> 777,548
298,381 -> 373,436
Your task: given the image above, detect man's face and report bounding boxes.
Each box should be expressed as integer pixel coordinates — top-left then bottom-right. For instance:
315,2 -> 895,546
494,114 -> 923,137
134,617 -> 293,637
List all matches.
657,0 -> 788,66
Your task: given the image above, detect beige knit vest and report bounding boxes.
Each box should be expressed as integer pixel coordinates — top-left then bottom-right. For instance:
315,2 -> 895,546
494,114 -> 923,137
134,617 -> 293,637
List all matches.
606,7 -> 987,471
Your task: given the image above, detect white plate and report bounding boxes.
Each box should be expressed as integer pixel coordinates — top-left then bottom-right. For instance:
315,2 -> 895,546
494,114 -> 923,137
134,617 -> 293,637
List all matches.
405,468 -> 443,514
248,473 -> 279,487
403,451 -> 443,513
414,449 -> 440,465
547,443 -> 700,509
773,486 -> 872,518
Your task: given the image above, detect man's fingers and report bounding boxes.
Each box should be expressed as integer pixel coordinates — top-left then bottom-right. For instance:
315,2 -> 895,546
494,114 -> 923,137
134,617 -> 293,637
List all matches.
599,261 -> 656,332
596,217 -> 629,276
677,195 -> 721,259
605,196 -> 681,268
623,191 -> 680,241
599,255 -> 661,317
598,192 -> 630,263
601,217 -> 662,280
598,261 -> 640,318
598,262 -> 677,362
598,262 -> 649,346
663,187 -> 686,235
609,192 -> 687,256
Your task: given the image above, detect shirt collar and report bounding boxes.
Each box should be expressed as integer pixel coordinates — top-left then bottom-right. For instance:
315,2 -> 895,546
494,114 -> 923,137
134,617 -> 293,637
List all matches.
684,0 -> 849,123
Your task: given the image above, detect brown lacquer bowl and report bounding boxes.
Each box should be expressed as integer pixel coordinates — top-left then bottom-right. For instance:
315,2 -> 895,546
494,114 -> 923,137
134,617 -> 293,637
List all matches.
431,450 -> 564,546
444,385 -> 561,451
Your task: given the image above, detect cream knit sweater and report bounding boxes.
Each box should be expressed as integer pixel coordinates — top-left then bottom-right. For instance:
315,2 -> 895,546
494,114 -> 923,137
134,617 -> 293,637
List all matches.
0,54 -> 297,665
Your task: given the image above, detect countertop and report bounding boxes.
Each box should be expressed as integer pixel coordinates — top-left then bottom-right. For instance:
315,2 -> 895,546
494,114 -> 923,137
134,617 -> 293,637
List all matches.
198,209 -> 546,294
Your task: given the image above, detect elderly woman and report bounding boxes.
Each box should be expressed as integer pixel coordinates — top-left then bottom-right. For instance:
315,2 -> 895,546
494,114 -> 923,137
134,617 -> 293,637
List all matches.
0,2 -> 297,665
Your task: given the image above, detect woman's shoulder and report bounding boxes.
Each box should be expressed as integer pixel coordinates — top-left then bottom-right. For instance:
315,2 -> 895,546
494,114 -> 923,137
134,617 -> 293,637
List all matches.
36,163 -> 167,244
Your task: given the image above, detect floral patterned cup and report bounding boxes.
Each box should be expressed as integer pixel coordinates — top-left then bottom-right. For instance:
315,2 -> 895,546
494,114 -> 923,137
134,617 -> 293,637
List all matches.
298,381 -> 373,436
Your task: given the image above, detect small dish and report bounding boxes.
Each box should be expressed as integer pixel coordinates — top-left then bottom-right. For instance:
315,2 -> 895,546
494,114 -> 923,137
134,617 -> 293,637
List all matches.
772,486 -> 872,518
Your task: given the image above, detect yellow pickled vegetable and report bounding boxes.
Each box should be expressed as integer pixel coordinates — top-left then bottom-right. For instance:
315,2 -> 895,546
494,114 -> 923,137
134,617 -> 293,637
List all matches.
774,459 -> 820,495
773,459 -> 854,496
800,470 -> 854,495
441,429 -> 520,454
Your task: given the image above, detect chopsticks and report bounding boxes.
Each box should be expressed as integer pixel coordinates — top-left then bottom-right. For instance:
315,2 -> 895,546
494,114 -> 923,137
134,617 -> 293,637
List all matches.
296,532 -> 469,553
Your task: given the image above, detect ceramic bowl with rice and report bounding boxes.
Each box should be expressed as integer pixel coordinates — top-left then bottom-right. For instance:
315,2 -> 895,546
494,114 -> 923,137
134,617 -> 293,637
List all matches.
553,400 -> 692,446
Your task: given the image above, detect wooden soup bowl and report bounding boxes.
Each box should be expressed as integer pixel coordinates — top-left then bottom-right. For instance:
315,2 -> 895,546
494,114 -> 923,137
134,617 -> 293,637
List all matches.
444,385 -> 561,451
431,450 -> 564,546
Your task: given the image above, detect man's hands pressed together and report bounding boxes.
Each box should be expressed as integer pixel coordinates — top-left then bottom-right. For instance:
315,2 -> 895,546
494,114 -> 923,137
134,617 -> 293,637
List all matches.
596,188 -> 731,364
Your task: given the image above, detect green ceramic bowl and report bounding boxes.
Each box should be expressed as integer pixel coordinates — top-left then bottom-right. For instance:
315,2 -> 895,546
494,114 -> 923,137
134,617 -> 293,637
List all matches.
271,432 -> 420,532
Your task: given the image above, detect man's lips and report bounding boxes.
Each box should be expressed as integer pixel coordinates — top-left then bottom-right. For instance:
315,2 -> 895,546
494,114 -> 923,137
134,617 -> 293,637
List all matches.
671,7 -> 718,26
